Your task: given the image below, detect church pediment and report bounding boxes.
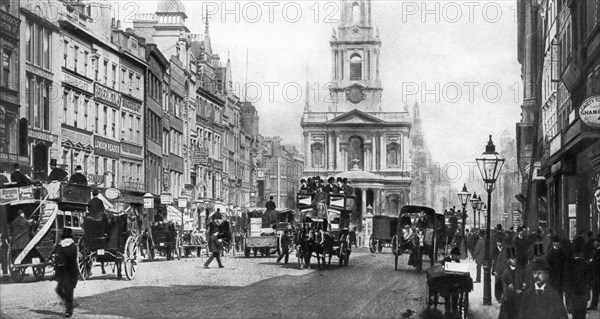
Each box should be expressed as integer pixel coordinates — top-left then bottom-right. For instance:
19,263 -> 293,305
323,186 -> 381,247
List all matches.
327,109 -> 385,124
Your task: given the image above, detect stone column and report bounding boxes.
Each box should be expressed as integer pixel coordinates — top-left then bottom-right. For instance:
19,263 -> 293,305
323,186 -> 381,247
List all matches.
362,188 -> 367,220
374,189 -> 380,215
304,132 -> 310,170
403,133 -> 408,170
328,132 -> 334,171
380,133 -> 386,170
333,131 -> 338,171
372,135 -> 377,171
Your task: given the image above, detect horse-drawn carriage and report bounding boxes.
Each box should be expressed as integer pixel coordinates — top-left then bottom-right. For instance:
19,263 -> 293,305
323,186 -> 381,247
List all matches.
369,215 -> 398,253
295,192 -> 354,268
143,221 -> 180,261
392,205 -> 445,272
241,208 -> 291,258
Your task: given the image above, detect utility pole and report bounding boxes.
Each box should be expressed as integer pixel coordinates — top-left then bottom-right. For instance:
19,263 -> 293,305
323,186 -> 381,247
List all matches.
277,157 -> 281,208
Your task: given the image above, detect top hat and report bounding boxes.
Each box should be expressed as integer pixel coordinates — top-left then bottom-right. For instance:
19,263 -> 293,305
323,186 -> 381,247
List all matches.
62,227 -> 74,239
327,177 -> 335,183
50,159 -> 58,167
75,165 -> 82,170
300,179 -> 306,183
336,177 -> 342,182
450,247 -> 461,256
506,246 -> 517,259
92,188 -> 100,196
532,257 -> 550,271
533,242 -> 544,257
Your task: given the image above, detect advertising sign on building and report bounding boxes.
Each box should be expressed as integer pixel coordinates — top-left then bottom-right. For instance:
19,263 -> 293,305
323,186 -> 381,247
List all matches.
122,96 -> 142,113
94,83 -> 121,107
61,124 -> 92,147
94,136 -> 121,159
579,96 -> 600,129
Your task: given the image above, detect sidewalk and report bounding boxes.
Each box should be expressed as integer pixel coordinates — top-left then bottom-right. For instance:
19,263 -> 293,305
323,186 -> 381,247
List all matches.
464,259 -> 500,319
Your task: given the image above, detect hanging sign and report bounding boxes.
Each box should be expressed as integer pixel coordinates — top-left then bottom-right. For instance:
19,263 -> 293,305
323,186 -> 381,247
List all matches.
579,96 -> 600,129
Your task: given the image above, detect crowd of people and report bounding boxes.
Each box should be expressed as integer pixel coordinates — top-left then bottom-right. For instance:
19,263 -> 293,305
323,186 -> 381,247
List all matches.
0,159 -> 88,188
299,176 -> 354,196
460,225 -> 600,319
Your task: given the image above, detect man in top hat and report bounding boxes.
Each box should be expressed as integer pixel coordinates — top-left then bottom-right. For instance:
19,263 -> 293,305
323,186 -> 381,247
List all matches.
53,227 -> 79,317
518,257 -> 568,319
492,237 -> 508,303
499,246 -> 526,319
323,176 -> 338,194
546,235 -> 568,294
265,196 -> 276,211
525,242 -> 545,289
563,236 -> 591,319
10,163 -> 31,187
473,229 -> 486,283
48,159 -> 68,182
442,246 -> 461,265
69,165 -> 87,185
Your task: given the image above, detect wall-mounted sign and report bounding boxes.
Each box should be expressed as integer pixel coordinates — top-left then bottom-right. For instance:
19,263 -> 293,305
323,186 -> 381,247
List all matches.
94,83 -> 121,107
105,187 -> 121,200
143,193 -> 155,209
64,73 -> 93,94
568,204 -> 576,218
94,135 -> 121,159
579,96 -> 600,129
61,125 -> 92,147
160,193 -> 172,205
178,197 -> 188,208
122,96 -> 142,113
29,128 -> 58,144
121,142 -> 143,158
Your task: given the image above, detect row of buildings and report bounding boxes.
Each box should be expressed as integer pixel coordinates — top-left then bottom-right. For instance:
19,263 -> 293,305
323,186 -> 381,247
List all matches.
0,0 -> 303,228
516,0 -> 600,237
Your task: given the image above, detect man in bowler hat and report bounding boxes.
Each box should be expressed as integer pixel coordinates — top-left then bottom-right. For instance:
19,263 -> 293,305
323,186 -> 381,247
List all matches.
518,257 -> 568,319
69,165 -> 88,185
53,227 -> 79,317
48,159 -> 68,182
10,163 -> 31,187
499,246 -> 525,319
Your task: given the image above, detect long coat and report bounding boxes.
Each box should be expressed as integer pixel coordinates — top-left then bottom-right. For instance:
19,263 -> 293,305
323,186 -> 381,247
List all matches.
208,234 -> 222,253
499,265 -> 525,319
517,286 -> 568,319
54,238 -> 79,289
474,237 -> 485,265
9,216 -> 31,250
492,246 -> 507,276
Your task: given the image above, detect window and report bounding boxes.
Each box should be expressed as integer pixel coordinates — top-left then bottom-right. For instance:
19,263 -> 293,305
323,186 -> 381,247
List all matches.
63,40 -> 68,67
386,142 -> 401,167
1,49 -> 12,88
83,98 -> 89,127
121,68 -> 126,85
43,28 -> 50,69
121,111 -> 126,133
94,58 -> 99,81
129,114 -> 134,140
26,21 -> 33,62
103,106 -> 108,135
73,94 -> 79,128
352,1 -> 361,25
94,156 -> 99,174
135,75 -> 140,91
128,71 -> 133,92
63,90 -> 69,122
112,64 -> 117,88
43,83 -> 49,130
350,54 -> 362,81
103,60 -> 108,84
84,51 -> 89,77
73,45 -> 78,73
36,25 -> 43,66
112,109 -> 116,138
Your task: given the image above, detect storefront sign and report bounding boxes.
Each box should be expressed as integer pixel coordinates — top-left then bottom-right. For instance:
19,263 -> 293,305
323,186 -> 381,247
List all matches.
161,193 -> 172,205
579,96 -> 600,129
193,148 -> 209,165
105,187 -> 121,200
94,83 -> 121,107
121,143 -> 143,158
122,96 -> 142,113
94,135 -> 120,159
0,152 -> 29,163
568,204 -> 576,218
143,193 -> 155,209
64,73 -> 93,94
29,128 -> 58,144
0,187 -> 19,203
178,197 -> 188,208
61,125 -> 92,147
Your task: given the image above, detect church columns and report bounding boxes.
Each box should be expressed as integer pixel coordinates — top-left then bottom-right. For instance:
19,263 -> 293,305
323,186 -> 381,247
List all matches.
362,188 -> 367,219
403,133 -> 408,170
327,132 -> 334,170
372,135 -> 377,171
374,189 -> 380,214
380,132 -> 386,169
333,132 -> 338,171
332,49 -> 336,81
304,132 -> 310,170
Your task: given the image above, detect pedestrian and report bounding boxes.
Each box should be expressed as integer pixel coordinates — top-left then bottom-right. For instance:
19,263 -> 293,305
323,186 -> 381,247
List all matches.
524,242 -> 545,289
588,235 -> 600,310
277,230 -> 291,264
473,229 -> 485,283
563,236 -> 591,319
204,229 -> 224,268
48,159 -> 68,182
492,237 -> 507,303
265,196 -> 276,211
547,235 -> 567,294
10,163 -> 31,187
68,165 -> 87,185
498,246 -> 525,319
53,227 -> 79,318
518,257 -> 568,319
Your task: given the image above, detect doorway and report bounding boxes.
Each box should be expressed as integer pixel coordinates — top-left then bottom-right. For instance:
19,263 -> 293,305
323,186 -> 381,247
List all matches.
33,142 -> 48,180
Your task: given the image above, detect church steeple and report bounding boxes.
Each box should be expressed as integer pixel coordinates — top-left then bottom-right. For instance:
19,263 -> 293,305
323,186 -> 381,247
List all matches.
329,0 -> 382,112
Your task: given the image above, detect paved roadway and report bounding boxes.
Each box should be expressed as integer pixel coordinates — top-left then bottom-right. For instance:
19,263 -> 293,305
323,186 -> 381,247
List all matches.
0,248 -> 453,319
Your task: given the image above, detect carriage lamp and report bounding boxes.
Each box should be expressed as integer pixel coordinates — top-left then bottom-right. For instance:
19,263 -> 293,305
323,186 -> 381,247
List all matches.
475,135 -> 504,306
456,184 -> 471,259
470,192 -> 479,229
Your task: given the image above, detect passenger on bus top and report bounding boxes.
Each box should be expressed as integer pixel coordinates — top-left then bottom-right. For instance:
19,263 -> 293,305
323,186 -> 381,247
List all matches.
11,163 -> 31,187
300,179 -> 308,191
48,159 -> 68,182
69,166 -> 88,186
323,177 -> 338,194
87,189 -> 105,216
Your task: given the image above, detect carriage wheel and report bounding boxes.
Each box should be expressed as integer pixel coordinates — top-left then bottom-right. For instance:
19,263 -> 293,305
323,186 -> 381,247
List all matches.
32,265 -> 45,281
77,237 -> 91,281
461,292 -> 469,319
124,236 -> 139,280
392,236 -> 400,271
377,240 -> 383,253
338,241 -> 347,267
369,235 -> 377,253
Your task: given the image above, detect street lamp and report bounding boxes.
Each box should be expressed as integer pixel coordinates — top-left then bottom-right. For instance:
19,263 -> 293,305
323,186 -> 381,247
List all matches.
477,196 -> 484,229
470,192 -> 479,229
457,184 -> 471,258
476,135 -> 505,306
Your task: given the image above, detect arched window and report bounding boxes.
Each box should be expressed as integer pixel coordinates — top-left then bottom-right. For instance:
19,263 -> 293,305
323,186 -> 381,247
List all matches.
350,54 -> 362,81
386,142 -> 401,167
352,1 -> 361,25
311,143 -> 324,168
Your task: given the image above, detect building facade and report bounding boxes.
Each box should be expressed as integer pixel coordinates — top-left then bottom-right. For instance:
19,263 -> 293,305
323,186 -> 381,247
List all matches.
302,0 -> 412,225
516,0 -> 600,237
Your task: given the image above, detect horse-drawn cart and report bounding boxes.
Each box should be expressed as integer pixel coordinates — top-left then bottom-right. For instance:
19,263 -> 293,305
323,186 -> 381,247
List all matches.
370,215 -> 398,253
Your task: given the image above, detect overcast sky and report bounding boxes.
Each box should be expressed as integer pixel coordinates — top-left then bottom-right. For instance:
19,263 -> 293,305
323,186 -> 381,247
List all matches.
124,0 -> 522,181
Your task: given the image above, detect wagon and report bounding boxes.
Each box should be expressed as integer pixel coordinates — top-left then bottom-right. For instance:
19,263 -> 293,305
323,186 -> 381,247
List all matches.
393,205 -> 444,272
369,215 -> 398,253
425,265 -> 473,318
241,208 -> 278,258
145,221 -> 180,261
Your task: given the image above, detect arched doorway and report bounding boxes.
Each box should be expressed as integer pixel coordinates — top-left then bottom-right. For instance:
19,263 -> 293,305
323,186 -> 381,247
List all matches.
347,136 -> 364,170
33,142 -> 48,180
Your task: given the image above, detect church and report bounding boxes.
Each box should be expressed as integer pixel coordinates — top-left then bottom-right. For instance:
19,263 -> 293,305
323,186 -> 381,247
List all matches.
301,0 -> 413,224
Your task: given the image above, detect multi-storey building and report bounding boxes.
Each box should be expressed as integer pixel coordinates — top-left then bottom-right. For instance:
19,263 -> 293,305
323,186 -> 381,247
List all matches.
516,0 -> 600,236
1,0 -> 24,173
260,136 -> 304,209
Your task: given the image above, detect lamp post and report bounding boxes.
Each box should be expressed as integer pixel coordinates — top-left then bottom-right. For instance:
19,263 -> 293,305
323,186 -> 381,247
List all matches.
457,184 -> 471,259
477,196 -> 484,229
470,192 -> 479,230
476,135 -> 505,306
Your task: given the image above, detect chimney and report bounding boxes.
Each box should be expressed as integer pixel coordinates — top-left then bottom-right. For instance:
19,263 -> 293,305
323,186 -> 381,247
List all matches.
117,20 -> 122,29
112,17 -> 115,28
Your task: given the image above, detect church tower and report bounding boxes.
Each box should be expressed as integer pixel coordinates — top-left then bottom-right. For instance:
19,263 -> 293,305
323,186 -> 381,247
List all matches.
330,0 -> 382,112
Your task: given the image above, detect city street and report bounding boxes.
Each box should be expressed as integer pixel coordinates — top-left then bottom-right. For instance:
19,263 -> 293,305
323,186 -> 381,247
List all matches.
2,248 -> 438,319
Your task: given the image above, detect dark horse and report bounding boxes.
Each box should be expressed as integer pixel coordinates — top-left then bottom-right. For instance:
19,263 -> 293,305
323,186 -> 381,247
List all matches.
296,226 -> 334,269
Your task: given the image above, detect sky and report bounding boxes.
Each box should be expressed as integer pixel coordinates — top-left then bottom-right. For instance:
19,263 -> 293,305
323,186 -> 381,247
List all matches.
122,0 -> 522,182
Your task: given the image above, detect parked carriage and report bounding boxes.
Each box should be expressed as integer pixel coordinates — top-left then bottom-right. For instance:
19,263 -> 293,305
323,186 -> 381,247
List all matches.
144,221 -> 180,261
369,215 -> 398,253
392,205 -> 445,272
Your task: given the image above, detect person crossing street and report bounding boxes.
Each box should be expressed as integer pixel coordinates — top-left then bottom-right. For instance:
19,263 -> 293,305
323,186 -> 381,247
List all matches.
204,229 -> 224,269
